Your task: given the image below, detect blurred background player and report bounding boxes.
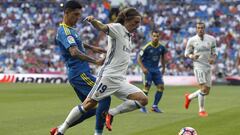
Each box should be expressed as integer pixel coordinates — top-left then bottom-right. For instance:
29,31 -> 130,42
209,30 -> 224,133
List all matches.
184,21 -> 217,117
50,1 -> 111,135
53,7 -> 148,134
138,30 -> 166,113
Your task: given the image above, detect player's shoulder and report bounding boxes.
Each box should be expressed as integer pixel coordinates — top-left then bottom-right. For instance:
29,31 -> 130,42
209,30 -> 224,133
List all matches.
142,42 -> 152,50
58,23 -> 72,36
205,34 -> 216,41
188,35 -> 198,41
108,23 -> 122,29
159,41 -> 166,47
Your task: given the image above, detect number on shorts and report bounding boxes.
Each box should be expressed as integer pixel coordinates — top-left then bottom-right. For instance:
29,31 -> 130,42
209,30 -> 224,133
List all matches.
97,83 -> 107,93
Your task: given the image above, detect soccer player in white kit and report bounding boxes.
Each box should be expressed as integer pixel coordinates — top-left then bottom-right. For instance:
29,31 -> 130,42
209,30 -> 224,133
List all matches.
184,21 -> 217,117
54,7 -> 148,135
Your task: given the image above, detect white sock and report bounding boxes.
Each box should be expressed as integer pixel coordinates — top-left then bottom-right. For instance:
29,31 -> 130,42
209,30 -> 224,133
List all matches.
94,129 -> 103,135
94,132 -> 103,135
109,100 -> 142,116
198,92 -> 206,112
188,90 -> 201,100
58,105 -> 85,134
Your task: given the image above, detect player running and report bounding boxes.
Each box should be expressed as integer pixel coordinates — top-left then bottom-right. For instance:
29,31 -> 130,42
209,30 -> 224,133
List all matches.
184,21 -> 217,117
138,30 -> 166,113
50,1 -> 111,135
52,7 -> 148,135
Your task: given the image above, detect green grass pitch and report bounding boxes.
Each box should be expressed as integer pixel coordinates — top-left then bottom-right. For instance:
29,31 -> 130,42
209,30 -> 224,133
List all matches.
0,83 -> 240,135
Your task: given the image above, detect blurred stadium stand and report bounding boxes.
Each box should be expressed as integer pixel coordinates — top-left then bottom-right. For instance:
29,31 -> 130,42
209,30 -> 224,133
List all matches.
0,0 -> 239,82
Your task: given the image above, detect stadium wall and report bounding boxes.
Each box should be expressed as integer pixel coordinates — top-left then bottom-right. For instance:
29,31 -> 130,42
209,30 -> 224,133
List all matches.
2,74 -> 239,85
0,74 -> 200,86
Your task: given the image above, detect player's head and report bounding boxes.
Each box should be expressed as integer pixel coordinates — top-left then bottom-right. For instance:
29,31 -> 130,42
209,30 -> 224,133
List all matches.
196,21 -> 205,37
115,7 -> 141,33
63,0 -> 82,26
151,30 -> 160,43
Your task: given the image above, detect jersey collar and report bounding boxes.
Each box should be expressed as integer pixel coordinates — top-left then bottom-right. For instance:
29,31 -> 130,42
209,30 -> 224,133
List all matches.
60,23 -> 75,29
150,41 -> 160,48
197,34 -> 205,41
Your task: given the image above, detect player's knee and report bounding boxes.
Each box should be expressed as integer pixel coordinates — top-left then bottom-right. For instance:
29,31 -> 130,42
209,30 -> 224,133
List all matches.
82,98 -> 98,111
157,87 -> 164,92
139,95 -> 148,106
201,87 -> 210,95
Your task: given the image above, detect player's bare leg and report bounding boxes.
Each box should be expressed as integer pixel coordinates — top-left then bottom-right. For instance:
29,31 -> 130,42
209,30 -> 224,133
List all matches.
106,92 -> 148,131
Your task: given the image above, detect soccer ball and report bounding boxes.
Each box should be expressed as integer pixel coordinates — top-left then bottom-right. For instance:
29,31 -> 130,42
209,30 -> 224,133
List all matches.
178,127 -> 197,135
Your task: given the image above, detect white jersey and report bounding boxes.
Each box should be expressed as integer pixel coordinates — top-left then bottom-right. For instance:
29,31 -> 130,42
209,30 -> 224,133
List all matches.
98,23 -> 133,79
185,34 -> 217,70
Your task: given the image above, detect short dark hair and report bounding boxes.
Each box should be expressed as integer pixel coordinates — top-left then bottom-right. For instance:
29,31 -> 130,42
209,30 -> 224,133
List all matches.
196,20 -> 205,28
151,30 -> 160,34
64,0 -> 82,11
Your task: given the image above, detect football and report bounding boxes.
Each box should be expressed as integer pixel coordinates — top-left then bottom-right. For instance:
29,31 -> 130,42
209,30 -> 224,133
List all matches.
178,127 -> 198,135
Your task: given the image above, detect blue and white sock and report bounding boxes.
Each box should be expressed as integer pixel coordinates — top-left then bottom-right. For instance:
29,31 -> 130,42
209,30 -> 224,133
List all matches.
189,90 -> 201,100
153,91 -> 163,106
109,100 -> 143,116
58,105 -> 86,134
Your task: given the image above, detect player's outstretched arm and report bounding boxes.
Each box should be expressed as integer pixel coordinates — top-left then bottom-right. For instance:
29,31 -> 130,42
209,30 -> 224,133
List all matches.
84,16 -> 108,33
83,43 -> 107,53
68,46 -> 104,65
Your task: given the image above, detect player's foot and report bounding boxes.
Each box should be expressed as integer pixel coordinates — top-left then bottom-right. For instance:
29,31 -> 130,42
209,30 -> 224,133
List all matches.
184,93 -> 191,109
151,106 -> 163,113
50,127 -> 64,135
199,111 -> 208,117
140,107 -> 148,113
105,113 -> 114,131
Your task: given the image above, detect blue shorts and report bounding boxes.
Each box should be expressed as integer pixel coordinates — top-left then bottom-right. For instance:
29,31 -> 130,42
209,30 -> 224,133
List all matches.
69,71 -> 96,102
143,70 -> 164,87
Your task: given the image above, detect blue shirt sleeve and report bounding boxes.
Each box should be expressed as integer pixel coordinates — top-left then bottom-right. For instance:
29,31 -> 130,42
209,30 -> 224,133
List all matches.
58,27 -> 77,50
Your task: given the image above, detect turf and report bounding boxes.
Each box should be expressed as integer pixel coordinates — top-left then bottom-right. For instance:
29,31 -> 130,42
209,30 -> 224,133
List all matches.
0,83 -> 239,135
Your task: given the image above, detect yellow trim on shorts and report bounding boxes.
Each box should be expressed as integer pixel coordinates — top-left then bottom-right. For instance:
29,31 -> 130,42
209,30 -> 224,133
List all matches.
80,73 -> 95,87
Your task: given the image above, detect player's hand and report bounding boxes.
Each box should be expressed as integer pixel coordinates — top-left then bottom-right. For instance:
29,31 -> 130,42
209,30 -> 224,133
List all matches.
95,59 -> 105,66
161,68 -> 165,75
142,67 -> 148,74
84,16 -> 95,23
189,54 -> 199,60
209,58 -> 215,64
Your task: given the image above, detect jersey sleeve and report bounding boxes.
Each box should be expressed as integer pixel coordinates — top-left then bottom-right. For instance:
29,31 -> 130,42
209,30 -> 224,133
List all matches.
185,38 -> 194,57
58,28 -> 77,49
106,23 -> 122,38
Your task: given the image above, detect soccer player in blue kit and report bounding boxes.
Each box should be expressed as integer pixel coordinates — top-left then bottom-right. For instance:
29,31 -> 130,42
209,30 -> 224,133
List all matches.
138,30 -> 167,113
50,1 -> 111,135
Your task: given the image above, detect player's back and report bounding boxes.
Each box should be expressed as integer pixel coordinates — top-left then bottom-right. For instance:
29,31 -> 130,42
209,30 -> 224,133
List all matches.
56,23 -> 90,79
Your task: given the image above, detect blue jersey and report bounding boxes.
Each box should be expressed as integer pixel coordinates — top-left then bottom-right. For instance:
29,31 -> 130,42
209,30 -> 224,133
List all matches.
56,23 -> 90,79
139,41 -> 166,71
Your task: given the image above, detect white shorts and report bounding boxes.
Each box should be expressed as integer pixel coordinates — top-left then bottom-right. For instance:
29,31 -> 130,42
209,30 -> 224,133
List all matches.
88,76 -> 144,101
194,69 -> 212,87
